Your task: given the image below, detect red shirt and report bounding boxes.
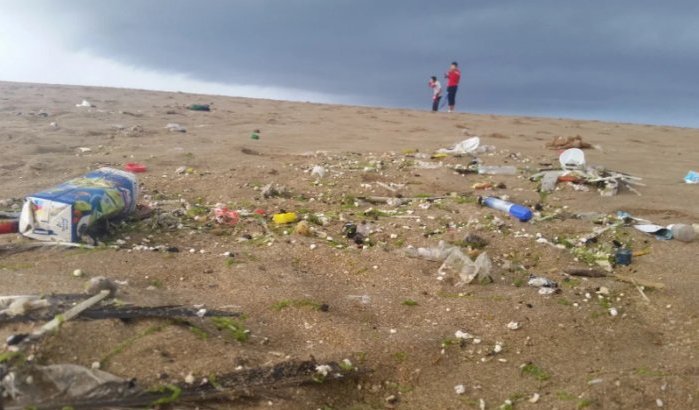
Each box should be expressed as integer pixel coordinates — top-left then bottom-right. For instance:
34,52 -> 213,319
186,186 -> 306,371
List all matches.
447,69 -> 461,87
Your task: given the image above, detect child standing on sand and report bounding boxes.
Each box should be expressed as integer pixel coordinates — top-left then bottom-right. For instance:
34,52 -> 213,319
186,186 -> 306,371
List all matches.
444,61 -> 461,112
428,76 -> 442,112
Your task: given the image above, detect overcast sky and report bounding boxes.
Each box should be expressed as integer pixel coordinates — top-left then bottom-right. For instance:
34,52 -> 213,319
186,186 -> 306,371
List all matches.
1,1 -> 698,127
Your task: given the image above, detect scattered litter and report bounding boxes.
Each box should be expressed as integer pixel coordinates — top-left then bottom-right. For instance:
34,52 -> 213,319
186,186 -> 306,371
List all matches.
165,123 -> 187,133
615,248 -> 632,265
506,321 -> 521,330
188,104 -> 210,111
405,240 -> 455,262
537,171 -> 563,193
214,204 -> 240,225
479,196 -> 533,222
670,224 -> 696,242
8,290 -> 110,349
272,212 -> 298,225
0,212 -> 19,235
310,165 -> 326,179
559,148 -> 586,169
436,136 -> 489,156
493,342 -> 503,354
19,168 -> 139,243
478,165 -> 517,175
0,296 -> 50,317
251,129 -> 261,140
633,224 -> 673,240
175,166 -> 191,175
3,359 -> 356,409
75,99 -> 94,108
528,275 -> 558,288
414,160 -> 443,169
454,330 -> 473,340
438,249 -> 493,285
124,162 -> 147,173
684,170 -> 699,184
454,384 -> 466,395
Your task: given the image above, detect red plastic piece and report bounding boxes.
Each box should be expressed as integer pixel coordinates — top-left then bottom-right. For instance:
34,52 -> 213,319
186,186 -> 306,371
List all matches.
125,163 -> 147,173
0,220 -> 18,234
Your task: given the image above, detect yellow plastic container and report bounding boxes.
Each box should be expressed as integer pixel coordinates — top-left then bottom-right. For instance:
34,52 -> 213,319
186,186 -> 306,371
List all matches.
272,212 -> 298,224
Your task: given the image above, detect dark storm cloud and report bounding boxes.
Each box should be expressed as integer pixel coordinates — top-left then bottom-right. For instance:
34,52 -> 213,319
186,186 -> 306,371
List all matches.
36,0 -> 699,126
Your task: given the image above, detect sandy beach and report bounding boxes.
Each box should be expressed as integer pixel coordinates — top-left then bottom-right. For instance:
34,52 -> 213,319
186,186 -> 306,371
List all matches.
1,81 -> 698,409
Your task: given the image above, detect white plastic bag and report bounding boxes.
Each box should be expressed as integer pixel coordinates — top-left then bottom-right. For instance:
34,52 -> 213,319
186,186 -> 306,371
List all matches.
436,137 -> 481,155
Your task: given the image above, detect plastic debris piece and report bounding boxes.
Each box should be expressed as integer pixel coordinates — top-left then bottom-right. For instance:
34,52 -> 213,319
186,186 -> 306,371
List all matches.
633,224 -> 672,240
478,165 -> 517,175
527,275 -> 558,288
214,204 -> 240,225
559,148 -> 586,169
438,250 -> 493,285
479,196 -> 533,222
669,224 -> 696,242
436,137 -> 480,155
273,212 -> 298,224
165,123 -> 187,133
684,170 -> 699,184
506,321 -> 521,330
310,165 -> 326,179
19,168 -> 139,243
124,162 -> 147,173
454,330 -> 473,340
405,240 -> 456,262
188,104 -> 210,111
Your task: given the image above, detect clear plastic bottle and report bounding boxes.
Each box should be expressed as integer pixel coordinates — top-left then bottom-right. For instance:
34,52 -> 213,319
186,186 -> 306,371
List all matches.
478,165 -> 517,175
669,224 -> 696,242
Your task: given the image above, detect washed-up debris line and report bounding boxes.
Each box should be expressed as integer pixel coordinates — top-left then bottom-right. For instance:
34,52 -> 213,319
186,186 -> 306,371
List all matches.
0,293 -> 240,324
2,359 -> 358,409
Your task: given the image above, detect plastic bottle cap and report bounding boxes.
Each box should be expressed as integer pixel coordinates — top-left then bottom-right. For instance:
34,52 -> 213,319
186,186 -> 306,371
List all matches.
510,204 -> 533,222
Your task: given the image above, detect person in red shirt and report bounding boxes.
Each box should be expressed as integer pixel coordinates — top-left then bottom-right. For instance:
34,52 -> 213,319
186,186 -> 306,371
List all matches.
444,61 -> 461,112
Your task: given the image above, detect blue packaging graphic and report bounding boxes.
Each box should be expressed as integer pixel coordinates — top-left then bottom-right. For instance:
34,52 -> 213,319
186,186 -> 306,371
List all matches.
19,168 -> 139,242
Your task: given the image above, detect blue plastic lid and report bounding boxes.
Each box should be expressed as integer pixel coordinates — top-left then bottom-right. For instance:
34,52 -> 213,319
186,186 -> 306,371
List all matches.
510,204 -> 533,222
